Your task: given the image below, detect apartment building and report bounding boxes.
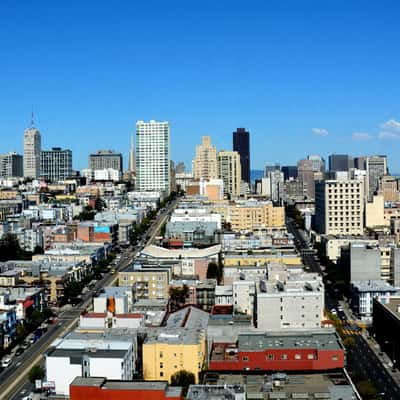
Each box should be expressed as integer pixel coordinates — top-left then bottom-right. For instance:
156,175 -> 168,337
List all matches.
315,179 -> 364,235
217,150 -> 241,198
193,136 -> 218,180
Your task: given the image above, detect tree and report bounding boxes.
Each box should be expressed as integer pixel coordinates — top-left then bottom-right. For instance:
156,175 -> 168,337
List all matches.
356,380 -> 378,399
29,309 -> 44,326
170,370 -> 195,395
28,365 -> 45,384
169,286 -> 189,311
16,323 -> 27,340
63,280 -> 83,303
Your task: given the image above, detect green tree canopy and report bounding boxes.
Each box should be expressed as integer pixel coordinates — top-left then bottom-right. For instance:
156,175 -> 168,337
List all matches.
28,365 -> 45,384
170,369 -> 195,396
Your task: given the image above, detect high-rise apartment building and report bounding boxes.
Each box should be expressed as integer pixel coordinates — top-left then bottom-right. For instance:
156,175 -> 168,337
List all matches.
367,155 -> 387,200
217,150 -> 241,198
315,179 -> 364,235
40,147 -> 73,182
135,120 -> 170,194
89,150 -> 123,173
233,127 -> 250,184
128,133 -> 136,175
0,152 -> 23,178
193,136 -> 218,180
23,123 -> 41,179
328,154 -> 353,172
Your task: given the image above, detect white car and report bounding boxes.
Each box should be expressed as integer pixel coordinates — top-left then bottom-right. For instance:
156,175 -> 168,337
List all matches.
1,357 -> 12,368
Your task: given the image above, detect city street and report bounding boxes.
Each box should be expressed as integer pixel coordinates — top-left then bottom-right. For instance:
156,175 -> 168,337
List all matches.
0,199 -> 177,400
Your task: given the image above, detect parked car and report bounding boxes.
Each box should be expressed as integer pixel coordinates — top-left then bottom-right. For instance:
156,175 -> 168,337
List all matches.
1,357 -> 12,368
15,347 -> 24,356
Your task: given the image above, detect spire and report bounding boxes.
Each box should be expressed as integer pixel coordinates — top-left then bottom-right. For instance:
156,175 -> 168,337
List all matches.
30,106 -> 35,127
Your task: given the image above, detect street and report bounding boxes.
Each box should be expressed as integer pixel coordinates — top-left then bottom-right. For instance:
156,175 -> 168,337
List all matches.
0,198 -> 176,400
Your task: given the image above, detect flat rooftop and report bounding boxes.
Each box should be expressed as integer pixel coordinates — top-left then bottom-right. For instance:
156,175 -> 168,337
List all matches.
238,331 -> 342,351
209,372 -> 358,400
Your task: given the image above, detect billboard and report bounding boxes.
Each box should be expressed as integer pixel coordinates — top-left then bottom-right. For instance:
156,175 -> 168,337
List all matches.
94,226 -> 110,234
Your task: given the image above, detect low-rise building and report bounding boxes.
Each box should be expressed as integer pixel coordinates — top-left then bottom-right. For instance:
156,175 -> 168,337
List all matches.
351,280 -> 398,321
208,330 -> 345,372
70,377 -> 183,400
45,330 -> 137,396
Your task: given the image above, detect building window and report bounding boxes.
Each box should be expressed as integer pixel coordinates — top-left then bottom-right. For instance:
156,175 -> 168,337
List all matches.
332,355 -> 338,361
160,351 -> 163,358
242,356 -> 249,362
307,354 -> 315,360
267,354 -> 274,360
281,354 -> 288,360
160,372 -> 164,377
294,354 -> 301,360
160,363 -> 163,368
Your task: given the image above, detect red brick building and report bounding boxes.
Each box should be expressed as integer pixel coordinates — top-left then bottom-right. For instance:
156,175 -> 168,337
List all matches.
70,377 -> 183,400
209,331 -> 345,372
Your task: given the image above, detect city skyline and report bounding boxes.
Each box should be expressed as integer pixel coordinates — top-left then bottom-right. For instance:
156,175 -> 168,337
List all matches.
1,2 -> 400,170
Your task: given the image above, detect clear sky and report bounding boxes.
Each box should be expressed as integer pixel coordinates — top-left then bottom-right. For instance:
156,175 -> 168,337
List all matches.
1,1 -> 400,172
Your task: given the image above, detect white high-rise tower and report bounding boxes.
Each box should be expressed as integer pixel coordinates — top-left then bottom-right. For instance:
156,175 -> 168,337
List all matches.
23,113 -> 41,179
135,120 -> 170,195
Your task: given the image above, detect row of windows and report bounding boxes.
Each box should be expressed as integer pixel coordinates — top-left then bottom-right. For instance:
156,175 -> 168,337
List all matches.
241,353 -> 339,361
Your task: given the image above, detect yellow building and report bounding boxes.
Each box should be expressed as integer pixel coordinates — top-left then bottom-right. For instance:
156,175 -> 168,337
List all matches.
142,307 -> 207,383
217,150 -> 241,198
223,253 -> 302,267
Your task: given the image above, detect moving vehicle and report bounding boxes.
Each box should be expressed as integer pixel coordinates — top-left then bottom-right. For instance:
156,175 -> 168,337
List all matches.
15,347 -> 24,356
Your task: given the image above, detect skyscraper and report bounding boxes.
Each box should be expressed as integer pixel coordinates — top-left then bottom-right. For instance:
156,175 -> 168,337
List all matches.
217,150 -> 241,198
89,150 -> 123,173
328,154 -> 353,172
193,136 -> 218,180
366,155 -> 388,200
307,154 -> 325,172
233,127 -> 250,184
23,116 -> 41,179
135,120 -> 170,194
298,159 -> 315,199
40,147 -> 73,182
0,152 -> 23,178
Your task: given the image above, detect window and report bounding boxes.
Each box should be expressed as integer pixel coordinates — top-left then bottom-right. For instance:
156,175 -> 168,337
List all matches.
242,356 -> 249,361
294,354 -> 301,360
160,372 -> 164,377
281,354 -> 288,360
267,354 -> 274,360
160,362 -> 163,368
307,354 -> 315,360
332,355 -> 338,361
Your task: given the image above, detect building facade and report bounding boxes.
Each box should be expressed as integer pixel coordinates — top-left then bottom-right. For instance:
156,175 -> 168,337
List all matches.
193,136 -> 218,180
217,151 -> 241,198
23,125 -> 41,178
40,147 -> 73,182
367,155 -> 387,200
314,180 -> 364,235
0,152 -> 23,178
136,120 -> 170,194
89,150 -> 123,173
233,128 -> 250,184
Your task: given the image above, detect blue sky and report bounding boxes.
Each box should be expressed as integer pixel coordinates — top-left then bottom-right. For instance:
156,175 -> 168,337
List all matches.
1,1 -> 400,172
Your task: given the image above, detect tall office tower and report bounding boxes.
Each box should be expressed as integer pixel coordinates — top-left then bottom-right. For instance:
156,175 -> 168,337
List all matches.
0,152 -> 23,178
23,117 -> 41,179
354,156 -> 367,170
367,155 -> 388,200
264,163 -> 280,176
328,154 -> 353,172
128,133 -> 136,175
89,150 -> 123,173
193,136 -> 218,180
233,127 -> 250,184
298,159 -> 316,199
307,154 -> 325,172
40,147 -> 72,182
135,120 -> 170,194
281,166 -> 298,181
314,179 -> 364,235
217,150 -> 241,198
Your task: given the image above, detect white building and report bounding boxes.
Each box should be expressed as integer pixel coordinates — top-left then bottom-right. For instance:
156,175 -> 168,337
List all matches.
256,270 -> 324,330
45,330 -> 136,396
23,123 -> 41,179
217,150 -> 241,198
135,120 -> 170,195
315,179 -> 364,235
233,280 -> 255,316
351,280 -> 398,321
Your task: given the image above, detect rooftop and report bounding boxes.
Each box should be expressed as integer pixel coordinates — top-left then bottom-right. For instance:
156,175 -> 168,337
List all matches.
351,280 -> 398,292
141,244 -> 221,259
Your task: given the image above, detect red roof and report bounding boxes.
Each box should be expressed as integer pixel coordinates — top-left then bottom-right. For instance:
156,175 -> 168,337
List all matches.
115,313 -> 144,319
81,312 -> 107,318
